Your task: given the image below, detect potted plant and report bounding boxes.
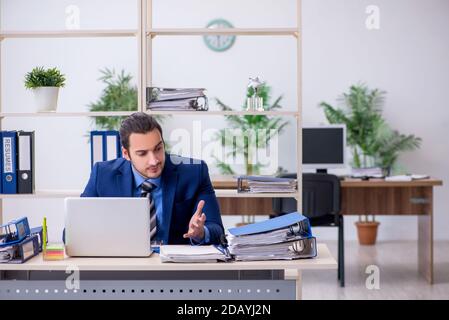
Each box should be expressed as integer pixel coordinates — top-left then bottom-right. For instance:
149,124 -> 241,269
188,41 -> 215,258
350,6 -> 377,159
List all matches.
355,215 -> 380,245
320,84 -> 422,245
24,66 -> 66,112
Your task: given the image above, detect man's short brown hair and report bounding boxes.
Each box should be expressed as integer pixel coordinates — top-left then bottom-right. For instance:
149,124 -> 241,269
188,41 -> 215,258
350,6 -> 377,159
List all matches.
119,112 -> 163,150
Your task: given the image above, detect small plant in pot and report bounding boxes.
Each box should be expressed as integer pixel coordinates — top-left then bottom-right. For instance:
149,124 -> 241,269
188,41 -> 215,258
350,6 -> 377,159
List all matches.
355,215 -> 380,245
24,66 -> 66,112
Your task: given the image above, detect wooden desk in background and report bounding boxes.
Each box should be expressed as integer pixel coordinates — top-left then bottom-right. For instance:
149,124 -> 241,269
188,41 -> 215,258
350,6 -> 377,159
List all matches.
212,176 -> 443,284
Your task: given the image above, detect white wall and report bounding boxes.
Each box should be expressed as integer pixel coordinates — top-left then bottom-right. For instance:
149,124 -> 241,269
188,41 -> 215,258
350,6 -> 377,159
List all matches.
1,0 -> 448,242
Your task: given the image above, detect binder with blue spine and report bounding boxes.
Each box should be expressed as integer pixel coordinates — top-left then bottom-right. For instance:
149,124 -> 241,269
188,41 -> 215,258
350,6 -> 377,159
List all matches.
1,131 -> 18,194
90,130 -> 122,169
104,130 -> 122,161
228,211 -> 312,238
227,212 -> 317,260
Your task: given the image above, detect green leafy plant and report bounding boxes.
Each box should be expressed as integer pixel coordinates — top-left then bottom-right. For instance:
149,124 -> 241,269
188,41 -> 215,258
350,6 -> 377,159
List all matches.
88,68 -> 139,130
320,84 -> 421,172
87,68 -> 168,150
24,66 -> 66,89
213,84 -> 289,175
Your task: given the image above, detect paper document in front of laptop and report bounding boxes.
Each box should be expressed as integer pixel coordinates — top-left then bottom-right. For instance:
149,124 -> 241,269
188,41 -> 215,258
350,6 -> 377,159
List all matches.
160,245 -> 229,263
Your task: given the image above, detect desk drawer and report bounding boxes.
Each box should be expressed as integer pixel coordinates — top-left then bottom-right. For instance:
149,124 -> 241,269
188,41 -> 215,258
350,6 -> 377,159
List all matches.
341,186 -> 431,215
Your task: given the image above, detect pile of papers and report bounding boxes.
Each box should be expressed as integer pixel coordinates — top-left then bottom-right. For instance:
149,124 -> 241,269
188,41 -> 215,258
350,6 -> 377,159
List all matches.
146,87 -> 208,111
227,212 -> 317,261
351,167 -> 384,178
237,175 -> 297,193
159,245 -> 229,263
385,174 -> 429,182
229,238 -> 316,261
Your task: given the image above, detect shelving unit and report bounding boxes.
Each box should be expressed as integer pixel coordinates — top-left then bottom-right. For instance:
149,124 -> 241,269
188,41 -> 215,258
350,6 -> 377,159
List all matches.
0,0 -> 302,225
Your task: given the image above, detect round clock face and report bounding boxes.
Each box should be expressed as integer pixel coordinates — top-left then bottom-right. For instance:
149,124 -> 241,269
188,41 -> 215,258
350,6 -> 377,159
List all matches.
203,19 -> 236,52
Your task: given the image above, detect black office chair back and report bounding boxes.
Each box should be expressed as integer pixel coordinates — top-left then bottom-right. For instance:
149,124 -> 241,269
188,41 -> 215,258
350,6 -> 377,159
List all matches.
273,173 -> 341,220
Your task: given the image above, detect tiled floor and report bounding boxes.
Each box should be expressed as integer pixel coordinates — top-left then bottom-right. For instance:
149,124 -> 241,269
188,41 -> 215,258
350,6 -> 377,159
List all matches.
302,241 -> 449,299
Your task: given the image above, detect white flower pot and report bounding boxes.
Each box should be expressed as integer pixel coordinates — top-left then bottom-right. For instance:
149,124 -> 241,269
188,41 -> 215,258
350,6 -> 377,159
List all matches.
33,87 -> 60,112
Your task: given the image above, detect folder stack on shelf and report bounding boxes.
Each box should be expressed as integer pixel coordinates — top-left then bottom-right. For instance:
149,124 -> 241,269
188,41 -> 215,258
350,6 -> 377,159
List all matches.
146,87 -> 208,111
237,175 -> 297,193
226,212 -> 317,261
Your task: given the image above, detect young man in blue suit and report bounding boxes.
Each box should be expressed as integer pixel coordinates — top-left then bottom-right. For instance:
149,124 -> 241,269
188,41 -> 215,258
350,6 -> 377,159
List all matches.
81,112 -> 224,246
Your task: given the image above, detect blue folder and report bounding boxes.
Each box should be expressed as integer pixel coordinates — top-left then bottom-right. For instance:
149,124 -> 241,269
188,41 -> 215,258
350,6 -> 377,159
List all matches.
1,131 -> 18,194
228,212 -> 311,237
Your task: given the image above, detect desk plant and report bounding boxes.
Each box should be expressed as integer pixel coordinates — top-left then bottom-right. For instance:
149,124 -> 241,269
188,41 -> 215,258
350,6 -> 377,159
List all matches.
24,66 -> 66,112
214,83 -> 289,175
320,84 -> 422,245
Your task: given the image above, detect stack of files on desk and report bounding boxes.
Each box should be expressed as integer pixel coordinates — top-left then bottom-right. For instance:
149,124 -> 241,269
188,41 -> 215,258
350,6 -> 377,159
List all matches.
146,87 -> 208,111
227,212 -> 317,261
160,245 -> 231,263
237,175 -> 297,193
351,167 -> 384,178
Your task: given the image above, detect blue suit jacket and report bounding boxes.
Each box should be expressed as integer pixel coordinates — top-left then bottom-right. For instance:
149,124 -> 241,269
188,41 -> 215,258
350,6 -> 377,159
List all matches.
81,154 -> 224,245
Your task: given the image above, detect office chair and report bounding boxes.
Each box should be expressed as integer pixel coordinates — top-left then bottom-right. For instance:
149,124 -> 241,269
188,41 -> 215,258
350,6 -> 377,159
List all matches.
272,173 -> 344,287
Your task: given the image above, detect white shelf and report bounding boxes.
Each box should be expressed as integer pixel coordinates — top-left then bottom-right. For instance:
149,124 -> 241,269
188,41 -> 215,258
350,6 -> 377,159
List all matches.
0,111 -> 137,118
0,190 -> 81,199
0,111 -> 299,118
145,110 -> 299,116
147,28 -> 298,37
0,189 -> 299,199
0,30 -> 138,39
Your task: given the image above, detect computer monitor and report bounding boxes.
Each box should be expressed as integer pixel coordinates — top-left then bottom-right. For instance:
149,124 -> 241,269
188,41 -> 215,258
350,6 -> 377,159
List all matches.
302,125 -> 346,173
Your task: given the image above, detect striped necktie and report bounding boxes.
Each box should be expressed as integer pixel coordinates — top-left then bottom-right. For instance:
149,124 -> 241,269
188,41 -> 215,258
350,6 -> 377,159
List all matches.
141,181 -> 157,241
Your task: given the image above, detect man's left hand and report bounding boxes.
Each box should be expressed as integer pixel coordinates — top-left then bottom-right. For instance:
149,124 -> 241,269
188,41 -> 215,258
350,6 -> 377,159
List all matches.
183,200 -> 206,240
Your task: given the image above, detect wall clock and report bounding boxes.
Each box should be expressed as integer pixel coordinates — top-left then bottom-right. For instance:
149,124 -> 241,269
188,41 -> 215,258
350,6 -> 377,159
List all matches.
203,19 -> 236,52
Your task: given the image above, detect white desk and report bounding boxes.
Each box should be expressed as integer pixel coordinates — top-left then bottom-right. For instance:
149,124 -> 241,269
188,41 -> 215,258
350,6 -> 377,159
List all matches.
0,244 -> 336,300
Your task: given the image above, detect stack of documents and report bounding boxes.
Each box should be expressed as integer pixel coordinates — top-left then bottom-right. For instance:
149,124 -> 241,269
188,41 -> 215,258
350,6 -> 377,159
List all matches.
237,175 -> 297,193
159,245 -> 230,263
227,212 -> 317,261
351,167 -> 384,178
146,87 -> 208,111
385,174 -> 429,182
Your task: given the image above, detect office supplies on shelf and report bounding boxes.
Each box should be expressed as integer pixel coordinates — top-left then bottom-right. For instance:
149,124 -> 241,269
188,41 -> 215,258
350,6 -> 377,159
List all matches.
160,245 -> 231,263
237,175 -> 297,193
90,130 -> 122,168
1,131 -> 18,194
146,87 -> 209,111
17,131 -> 35,194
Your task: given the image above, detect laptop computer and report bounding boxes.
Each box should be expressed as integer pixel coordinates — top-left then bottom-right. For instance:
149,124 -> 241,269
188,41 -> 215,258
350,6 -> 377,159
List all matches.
64,197 -> 153,257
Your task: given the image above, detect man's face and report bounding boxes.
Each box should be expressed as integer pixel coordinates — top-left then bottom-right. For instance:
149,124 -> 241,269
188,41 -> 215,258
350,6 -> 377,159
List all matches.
122,129 -> 165,179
